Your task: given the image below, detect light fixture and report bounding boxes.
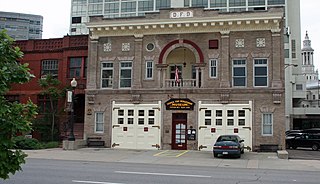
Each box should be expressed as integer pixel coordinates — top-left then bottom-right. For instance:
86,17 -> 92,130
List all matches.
68,78 -> 77,141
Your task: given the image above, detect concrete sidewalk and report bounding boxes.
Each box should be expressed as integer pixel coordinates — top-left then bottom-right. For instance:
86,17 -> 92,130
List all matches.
24,148 -> 320,171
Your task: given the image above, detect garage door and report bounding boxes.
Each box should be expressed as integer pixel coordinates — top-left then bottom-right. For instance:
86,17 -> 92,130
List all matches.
198,101 -> 252,151
112,101 -> 161,150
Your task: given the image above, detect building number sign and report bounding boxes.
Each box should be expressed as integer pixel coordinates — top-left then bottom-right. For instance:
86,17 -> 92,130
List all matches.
170,11 -> 193,19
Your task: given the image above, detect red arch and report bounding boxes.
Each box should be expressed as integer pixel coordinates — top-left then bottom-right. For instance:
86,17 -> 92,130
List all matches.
158,39 -> 204,64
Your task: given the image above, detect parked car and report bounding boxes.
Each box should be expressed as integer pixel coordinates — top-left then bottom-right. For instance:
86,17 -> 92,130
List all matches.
302,128 -> 320,134
285,129 -> 302,136
213,135 -> 244,158
286,133 -> 320,151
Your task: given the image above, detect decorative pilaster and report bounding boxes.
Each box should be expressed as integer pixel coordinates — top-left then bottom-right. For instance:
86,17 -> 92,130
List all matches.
132,34 -> 143,89
271,29 -> 282,88
220,31 -> 230,88
87,39 -> 98,89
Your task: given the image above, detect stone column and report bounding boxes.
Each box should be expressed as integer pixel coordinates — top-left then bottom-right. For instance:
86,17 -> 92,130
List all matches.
220,31 -> 231,88
132,34 -> 143,89
271,29 -> 282,88
87,37 -> 98,89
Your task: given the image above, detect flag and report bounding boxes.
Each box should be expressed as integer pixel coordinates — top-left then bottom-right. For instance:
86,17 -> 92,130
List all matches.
175,66 -> 180,83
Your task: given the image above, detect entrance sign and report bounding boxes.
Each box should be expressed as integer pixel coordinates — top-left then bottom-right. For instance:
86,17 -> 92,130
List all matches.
170,11 -> 193,19
165,98 -> 195,110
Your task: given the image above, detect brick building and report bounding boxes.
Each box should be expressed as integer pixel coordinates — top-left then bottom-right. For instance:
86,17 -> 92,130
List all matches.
9,35 -> 88,140
84,7 -> 286,151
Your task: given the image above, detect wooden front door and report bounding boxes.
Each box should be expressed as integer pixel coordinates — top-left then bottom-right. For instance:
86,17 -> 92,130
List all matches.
172,113 -> 187,150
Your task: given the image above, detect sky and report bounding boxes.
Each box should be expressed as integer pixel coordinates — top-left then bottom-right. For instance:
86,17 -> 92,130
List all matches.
0,0 -> 319,70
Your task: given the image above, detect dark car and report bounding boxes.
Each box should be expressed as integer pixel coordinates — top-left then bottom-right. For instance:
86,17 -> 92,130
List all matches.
286,133 -> 320,151
213,135 -> 244,158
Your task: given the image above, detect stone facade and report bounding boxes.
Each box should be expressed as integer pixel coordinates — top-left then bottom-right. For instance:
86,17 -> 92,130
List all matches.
85,7 -> 285,151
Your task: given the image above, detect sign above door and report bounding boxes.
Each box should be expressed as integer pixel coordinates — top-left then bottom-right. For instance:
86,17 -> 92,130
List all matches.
165,98 -> 195,110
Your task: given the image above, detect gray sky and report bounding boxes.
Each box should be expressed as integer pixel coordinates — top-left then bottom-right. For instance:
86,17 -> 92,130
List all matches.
0,0 -> 319,71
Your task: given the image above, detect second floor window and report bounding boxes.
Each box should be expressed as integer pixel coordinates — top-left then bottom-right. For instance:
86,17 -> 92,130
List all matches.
69,57 -> 87,78
145,61 -> 153,79
254,59 -> 268,87
101,62 -> 113,88
233,59 -> 246,87
209,59 -> 218,78
120,61 -> 132,88
41,59 -> 58,77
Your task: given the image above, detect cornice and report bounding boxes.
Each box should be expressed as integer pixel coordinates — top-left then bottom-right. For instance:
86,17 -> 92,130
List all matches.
87,12 -> 283,38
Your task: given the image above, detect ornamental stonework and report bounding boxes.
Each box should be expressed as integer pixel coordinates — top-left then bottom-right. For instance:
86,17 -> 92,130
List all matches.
256,38 -> 266,47
235,39 -> 244,48
103,43 -> 112,52
122,43 -> 130,52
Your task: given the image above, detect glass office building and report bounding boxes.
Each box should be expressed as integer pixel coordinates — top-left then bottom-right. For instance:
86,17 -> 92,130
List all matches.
0,11 -> 43,40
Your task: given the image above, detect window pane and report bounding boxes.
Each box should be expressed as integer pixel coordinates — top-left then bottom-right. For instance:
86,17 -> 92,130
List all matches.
227,119 -> 234,126
148,118 -> 155,125
205,119 -> 211,125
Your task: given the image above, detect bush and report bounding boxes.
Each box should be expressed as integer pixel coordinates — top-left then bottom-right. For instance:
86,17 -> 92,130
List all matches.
13,136 -> 42,150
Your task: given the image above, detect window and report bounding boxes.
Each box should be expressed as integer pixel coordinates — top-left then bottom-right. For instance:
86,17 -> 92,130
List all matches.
4,95 -> 20,103
95,112 -> 104,133
101,62 -> 113,88
210,0 -> 227,8
145,61 -> 153,79
156,0 -> 170,9
38,95 -> 57,114
69,57 -> 82,78
229,0 -> 246,7
233,59 -> 246,87
191,0 -> 208,7
71,17 -> 82,24
209,59 -> 217,78
254,59 -> 268,87
138,0 -> 154,11
296,84 -> 303,91
262,113 -> 273,135
69,57 -> 87,78
291,40 -> 296,58
41,60 -> 58,77
121,1 -> 136,13
267,0 -> 285,5
209,40 -> 219,49
120,61 -> 132,88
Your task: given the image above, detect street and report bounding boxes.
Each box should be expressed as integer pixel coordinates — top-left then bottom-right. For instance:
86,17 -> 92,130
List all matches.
3,158 -> 320,184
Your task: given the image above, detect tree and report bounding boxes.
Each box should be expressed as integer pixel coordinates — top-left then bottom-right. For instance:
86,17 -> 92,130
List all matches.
0,31 -> 37,179
38,74 -> 64,141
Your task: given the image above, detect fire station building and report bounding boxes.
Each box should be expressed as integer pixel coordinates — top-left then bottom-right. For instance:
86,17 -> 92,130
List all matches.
84,7 -> 285,151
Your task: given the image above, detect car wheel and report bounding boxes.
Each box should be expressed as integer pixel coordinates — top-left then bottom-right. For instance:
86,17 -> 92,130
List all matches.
213,153 -> 218,158
236,154 -> 241,158
312,144 -> 319,151
241,149 -> 244,154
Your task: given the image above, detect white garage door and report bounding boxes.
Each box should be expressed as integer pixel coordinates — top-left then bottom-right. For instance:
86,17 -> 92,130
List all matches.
112,101 -> 161,150
198,101 -> 252,151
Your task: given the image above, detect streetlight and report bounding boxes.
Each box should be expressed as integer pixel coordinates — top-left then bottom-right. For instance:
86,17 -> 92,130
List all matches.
68,78 -> 77,141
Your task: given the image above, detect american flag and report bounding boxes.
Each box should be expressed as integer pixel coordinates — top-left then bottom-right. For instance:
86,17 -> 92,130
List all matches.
175,66 -> 180,83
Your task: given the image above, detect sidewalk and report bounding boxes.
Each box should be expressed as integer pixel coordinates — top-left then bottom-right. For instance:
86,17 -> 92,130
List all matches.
24,148 -> 320,171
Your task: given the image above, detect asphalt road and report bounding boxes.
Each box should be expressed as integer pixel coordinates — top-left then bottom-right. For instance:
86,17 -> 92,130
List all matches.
2,158 -> 320,184
287,148 -> 320,160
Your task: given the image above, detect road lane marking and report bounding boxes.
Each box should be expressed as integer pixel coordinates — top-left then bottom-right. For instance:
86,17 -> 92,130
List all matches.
72,180 -> 124,184
115,171 -> 212,178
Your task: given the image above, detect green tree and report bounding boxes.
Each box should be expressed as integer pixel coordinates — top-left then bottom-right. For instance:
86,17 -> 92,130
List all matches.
38,74 -> 64,141
0,31 -> 37,179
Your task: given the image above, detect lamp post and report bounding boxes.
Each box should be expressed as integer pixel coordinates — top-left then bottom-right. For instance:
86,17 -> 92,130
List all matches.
68,78 -> 77,141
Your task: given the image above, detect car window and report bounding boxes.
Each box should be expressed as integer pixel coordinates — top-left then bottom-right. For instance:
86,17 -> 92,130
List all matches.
217,136 -> 238,142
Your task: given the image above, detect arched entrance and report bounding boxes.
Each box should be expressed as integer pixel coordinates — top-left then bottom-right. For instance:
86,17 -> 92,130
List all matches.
158,39 -> 205,88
